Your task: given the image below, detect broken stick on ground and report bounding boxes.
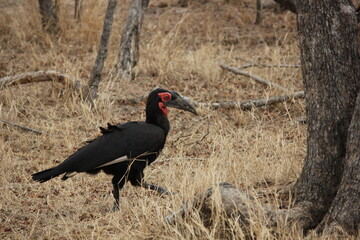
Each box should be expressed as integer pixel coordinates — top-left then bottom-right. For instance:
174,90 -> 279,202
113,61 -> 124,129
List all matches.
183,91 -> 304,110
0,70 -> 82,90
219,62 -> 289,91
238,63 -> 300,69
0,119 -> 50,136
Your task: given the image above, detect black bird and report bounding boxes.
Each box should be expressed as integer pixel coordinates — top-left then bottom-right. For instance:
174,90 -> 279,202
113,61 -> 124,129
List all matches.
32,88 -> 197,210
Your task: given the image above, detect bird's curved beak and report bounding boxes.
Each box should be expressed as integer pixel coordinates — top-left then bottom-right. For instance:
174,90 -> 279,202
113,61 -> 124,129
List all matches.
166,92 -> 197,115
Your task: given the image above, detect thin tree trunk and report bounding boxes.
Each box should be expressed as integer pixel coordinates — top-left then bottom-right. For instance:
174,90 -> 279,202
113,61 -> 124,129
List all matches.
74,0 -> 83,20
115,0 -> 150,80
255,0 -> 262,24
294,0 -> 360,232
87,0 -> 118,100
38,0 -> 59,33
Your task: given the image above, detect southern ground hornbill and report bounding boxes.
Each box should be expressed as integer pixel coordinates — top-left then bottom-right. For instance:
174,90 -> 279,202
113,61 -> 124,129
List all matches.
32,88 -> 197,210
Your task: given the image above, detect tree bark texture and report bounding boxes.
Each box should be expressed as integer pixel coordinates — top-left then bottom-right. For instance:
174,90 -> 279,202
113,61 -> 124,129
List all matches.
315,92 -> 360,235
38,0 -> 59,33
295,0 -> 360,233
115,0 -> 150,80
87,0 -> 118,100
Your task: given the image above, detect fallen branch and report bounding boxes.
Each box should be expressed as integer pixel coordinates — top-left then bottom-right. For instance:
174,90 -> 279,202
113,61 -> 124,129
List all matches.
1,72 -> 304,111
0,119 -> 49,136
0,70 -> 83,91
183,91 -> 304,110
220,63 -> 289,91
238,63 -> 301,69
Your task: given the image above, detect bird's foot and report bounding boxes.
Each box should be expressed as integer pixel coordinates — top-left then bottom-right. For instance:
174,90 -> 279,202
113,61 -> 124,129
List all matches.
142,182 -> 175,196
159,189 -> 175,196
111,203 -> 119,212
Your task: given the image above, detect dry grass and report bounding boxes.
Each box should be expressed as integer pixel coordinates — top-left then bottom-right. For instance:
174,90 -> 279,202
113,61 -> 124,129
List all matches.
0,0 -> 322,239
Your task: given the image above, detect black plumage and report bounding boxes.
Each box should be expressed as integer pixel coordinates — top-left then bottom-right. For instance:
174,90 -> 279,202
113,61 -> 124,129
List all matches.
32,88 -> 197,210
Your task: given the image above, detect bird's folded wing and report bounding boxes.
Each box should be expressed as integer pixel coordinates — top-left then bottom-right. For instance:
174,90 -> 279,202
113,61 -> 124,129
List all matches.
94,155 -> 129,168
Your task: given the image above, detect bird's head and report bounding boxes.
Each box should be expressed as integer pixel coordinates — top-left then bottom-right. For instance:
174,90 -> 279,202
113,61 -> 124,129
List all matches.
146,88 -> 197,118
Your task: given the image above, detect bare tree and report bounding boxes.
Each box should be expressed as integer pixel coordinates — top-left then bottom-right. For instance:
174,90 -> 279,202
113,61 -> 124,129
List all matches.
38,0 -> 59,33
115,0 -> 150,80
87,0 -> 118,101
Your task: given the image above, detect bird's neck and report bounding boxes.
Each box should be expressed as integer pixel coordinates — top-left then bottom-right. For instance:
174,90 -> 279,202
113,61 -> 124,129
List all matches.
146,111 -> 170,136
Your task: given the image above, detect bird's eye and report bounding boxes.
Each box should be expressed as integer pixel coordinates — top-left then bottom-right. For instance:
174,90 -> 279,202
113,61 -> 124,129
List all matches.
158,92 -> 172,102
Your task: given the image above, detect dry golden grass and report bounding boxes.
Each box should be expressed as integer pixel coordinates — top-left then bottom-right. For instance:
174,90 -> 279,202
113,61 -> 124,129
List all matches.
0,0 -> 329,239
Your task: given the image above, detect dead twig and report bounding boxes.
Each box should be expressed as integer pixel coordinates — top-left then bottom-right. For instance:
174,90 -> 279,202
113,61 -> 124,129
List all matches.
0,70 -> 83,91
238,63 -> 301,69
0,119 -> 50,136
239,91 -> 304,110
118,92 -> 304,111
183,91 -> 304,110
184,120 -> 210,146
219,63 -> 289,91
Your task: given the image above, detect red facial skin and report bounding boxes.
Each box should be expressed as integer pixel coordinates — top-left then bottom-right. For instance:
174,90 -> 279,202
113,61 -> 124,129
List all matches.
157,92 -> 172,116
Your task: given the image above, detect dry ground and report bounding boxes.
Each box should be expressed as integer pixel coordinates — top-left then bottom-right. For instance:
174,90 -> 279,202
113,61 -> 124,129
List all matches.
0,0 -> 320,239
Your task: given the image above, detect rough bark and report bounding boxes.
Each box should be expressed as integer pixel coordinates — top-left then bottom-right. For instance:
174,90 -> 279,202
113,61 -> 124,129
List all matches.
87,0 -> 118,100
315,92 -> 360,235
115,0 -> 150,80
38,0 -> 59,33
294,0 -> 360,232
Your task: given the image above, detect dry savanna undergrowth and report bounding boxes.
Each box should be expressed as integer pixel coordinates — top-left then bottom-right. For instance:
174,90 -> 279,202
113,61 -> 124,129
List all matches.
0,0 -> 315,239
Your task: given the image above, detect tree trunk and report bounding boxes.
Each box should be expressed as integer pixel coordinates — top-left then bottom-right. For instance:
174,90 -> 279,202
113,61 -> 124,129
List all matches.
38,0 -> 59,33
74,0 -> 83,20
87,0 -> 118,101
294,0 -> 360,233
115,0 -> 150,80
255,0 -> 262,24
315,92 -> 360,235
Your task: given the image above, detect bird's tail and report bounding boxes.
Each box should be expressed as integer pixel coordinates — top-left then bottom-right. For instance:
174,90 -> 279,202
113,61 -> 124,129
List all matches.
32,167 -> 62,183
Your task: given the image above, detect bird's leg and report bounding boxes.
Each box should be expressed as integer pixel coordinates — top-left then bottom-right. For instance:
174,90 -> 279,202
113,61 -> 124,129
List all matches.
129,168 -> 174,196
112,183 -> 120,211
142,181 -> 174,196
111,175 -> 125,211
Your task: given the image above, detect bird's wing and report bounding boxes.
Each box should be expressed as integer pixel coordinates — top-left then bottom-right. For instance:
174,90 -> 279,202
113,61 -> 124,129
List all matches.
56,122 -> 166,173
